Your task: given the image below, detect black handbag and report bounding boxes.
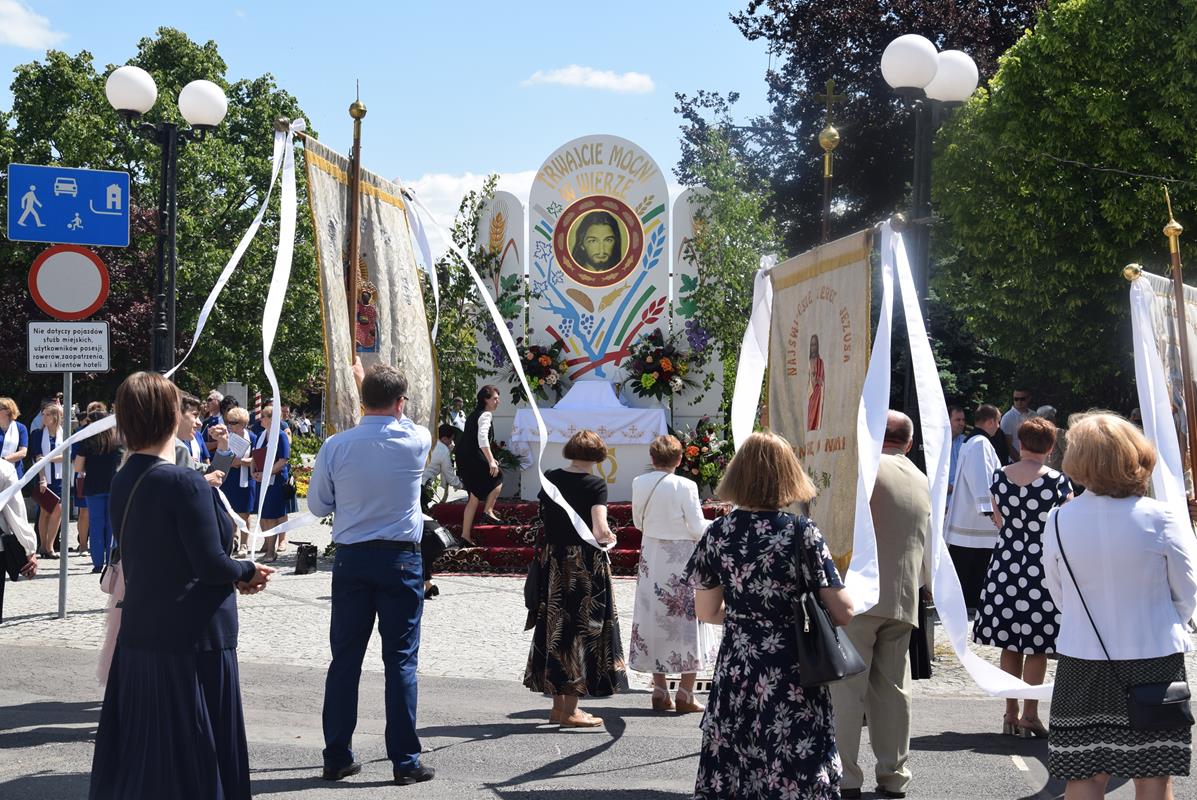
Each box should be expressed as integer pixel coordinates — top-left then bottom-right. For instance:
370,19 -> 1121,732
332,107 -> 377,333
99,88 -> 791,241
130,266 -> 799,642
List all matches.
420,518 -> 462,567
793,518 -> 866,687
1054,514 -> 1194,732
2,531 -> 28,582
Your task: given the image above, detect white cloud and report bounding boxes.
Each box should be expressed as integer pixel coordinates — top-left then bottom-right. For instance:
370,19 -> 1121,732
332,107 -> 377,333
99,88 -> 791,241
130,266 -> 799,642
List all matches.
522,65 -> 654,94
0,1 -> 66,50
399,170 -> 537,259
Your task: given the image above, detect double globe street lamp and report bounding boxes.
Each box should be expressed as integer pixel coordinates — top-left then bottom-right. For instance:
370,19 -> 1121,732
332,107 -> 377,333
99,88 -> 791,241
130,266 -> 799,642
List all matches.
880,34 -> 978,464
105,65 -> 228,374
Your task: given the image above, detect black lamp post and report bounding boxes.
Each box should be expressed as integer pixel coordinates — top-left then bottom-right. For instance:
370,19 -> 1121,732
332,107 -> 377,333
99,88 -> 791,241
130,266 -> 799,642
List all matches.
105,66 -> 228,374
881,36 -> 979,464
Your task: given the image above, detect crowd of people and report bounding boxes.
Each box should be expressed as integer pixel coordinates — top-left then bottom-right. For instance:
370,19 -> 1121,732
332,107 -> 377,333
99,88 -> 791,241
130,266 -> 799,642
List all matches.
1,372 -> 1194,799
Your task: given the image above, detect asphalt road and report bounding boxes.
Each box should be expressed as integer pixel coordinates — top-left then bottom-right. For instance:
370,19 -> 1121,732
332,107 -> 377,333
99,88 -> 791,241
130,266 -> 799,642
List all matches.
5,644 -> 1189,799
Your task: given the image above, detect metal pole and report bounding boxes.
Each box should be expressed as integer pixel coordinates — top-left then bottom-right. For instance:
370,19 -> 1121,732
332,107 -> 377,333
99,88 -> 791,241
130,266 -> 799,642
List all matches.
902,98 -> 935,471
1163,189 -> 1197,490
346,98 -> 367,362
165,124 -> 179,372
57,373 -> 72,619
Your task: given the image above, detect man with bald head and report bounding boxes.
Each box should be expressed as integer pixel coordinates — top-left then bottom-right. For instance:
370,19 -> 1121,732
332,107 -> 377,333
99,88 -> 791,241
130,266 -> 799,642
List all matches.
830,410 -> 930,799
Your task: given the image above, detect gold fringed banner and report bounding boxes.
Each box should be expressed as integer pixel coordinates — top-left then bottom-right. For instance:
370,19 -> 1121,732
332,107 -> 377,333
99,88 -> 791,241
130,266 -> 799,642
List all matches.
303,137 -> 438,435
768,230 -> 872,566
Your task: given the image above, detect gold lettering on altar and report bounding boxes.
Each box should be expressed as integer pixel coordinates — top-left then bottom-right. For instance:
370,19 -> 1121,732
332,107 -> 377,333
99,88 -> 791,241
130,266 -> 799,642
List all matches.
537,140 -> 660,193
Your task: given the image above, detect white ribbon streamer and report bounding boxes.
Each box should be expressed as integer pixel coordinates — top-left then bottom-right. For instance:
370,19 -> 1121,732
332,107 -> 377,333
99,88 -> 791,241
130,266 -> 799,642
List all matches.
1130,277 -> 1192,509
402,191 -> 439,341
730,262 -> 774,450
0,416 -> 116,510
248,120 -> 315,552
405,192 -> 610,551
886,222 -> 1050,700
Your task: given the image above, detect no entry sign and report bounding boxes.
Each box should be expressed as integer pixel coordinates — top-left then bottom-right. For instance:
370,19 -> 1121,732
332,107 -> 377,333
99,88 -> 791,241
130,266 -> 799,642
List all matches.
28,244 -> 110,321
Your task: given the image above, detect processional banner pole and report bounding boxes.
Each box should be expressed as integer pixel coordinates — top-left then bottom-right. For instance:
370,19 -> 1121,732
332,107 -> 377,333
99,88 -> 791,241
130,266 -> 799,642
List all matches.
346,86 -> 366,365
1163,185 -> 1197,494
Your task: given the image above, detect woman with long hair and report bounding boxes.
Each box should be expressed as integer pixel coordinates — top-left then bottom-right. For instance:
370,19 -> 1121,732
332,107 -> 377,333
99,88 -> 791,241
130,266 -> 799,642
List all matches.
457,385 -> 503,544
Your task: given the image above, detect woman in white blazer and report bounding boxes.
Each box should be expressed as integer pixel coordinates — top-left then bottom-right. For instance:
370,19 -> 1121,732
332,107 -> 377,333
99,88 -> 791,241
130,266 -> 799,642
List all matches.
629,435 -> 719,713
1044,412 -> 1197,799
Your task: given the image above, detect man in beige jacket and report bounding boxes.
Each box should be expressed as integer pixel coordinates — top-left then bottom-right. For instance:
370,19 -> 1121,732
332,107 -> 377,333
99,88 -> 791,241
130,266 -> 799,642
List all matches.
831,411 -> 930,800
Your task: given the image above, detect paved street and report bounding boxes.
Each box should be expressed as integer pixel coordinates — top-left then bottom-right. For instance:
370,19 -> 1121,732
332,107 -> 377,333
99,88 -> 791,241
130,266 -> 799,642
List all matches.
1,508 -> 1193,798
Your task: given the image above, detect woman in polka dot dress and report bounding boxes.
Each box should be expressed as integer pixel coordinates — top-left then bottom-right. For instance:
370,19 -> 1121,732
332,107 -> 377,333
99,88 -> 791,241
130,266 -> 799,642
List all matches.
974,416 -> 1073,739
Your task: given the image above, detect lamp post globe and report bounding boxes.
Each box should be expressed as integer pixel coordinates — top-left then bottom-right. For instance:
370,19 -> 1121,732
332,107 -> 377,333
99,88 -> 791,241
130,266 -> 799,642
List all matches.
178,79 -> 228,129
105,65 -> 157,116
924,50 -> 979,103
881,34 -> 940,92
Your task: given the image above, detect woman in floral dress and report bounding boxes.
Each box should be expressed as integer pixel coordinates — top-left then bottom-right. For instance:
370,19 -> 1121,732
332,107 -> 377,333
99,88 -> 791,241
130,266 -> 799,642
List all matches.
685,432 -> 855,799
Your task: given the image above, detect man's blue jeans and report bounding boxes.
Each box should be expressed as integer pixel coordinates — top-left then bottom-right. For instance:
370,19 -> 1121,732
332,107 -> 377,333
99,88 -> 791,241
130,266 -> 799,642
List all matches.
321,544 -> 424,771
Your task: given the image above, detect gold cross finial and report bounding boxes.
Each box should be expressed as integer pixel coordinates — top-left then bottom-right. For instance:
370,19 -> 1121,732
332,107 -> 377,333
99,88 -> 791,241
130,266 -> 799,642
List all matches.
815,79 -> 847,125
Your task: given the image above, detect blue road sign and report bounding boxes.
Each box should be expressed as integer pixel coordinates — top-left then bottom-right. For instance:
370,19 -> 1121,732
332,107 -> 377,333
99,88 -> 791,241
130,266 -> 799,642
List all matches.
6,163 -> 130,248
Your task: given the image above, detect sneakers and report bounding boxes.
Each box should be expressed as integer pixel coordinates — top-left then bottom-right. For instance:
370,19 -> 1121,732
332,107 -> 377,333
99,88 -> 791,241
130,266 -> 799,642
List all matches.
393,764 -> 435,785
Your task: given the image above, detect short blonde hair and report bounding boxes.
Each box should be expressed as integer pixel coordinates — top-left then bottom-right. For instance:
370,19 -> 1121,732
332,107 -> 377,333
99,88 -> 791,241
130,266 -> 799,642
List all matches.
1062,412 -> 1155,498
649,434 -> 682,467
716,431 -> 816,509
225,407 -> 249,426
0,397 -> 18,419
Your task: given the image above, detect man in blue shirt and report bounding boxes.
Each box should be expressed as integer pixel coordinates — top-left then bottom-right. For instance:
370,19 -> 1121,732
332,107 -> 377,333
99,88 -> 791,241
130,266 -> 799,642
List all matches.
308,360 -> 433,786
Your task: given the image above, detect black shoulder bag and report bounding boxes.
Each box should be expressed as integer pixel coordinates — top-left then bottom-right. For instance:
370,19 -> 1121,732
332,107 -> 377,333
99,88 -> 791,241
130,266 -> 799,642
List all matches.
793,517 -> 866,687
1053,513 -> 1194,731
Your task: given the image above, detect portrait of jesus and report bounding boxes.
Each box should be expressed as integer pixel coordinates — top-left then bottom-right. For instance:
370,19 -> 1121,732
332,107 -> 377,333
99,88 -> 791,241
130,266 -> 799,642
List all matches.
807,333 -> 824,432
569,210 -> 623,272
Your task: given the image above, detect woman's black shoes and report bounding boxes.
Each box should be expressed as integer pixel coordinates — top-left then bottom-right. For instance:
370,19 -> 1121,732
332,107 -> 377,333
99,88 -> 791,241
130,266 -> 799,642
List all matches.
424,585 -> 440,599
482,511 -> 503,524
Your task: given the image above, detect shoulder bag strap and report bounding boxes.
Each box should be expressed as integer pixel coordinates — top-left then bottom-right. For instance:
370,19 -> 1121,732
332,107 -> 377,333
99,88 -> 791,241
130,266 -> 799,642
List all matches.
1053,511 -> 1125,688
107,461 -> 164,569
635,473 -> 670,529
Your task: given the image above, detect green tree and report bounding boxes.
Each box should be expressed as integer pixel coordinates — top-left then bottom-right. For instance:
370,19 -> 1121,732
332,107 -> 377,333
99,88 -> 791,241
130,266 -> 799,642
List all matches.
424,174 -> 505,409
684,129 -> 780,412
0,28 -> 321,411
934,0 -> 1193,410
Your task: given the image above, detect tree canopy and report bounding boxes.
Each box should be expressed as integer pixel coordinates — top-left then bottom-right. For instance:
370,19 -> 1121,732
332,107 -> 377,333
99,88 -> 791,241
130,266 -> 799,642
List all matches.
675,0 -> 1043,256
934,0 -> 1196,409
0,28 -> 321,411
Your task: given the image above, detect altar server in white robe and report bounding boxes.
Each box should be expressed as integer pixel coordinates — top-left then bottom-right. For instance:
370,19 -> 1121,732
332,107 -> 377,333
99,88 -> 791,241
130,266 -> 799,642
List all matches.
629,435 -> 719,713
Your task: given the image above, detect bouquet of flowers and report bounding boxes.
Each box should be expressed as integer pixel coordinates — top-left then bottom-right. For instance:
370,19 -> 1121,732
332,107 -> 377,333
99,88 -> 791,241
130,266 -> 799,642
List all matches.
622,328 -> 696,400
492,441 -> 524,472
674,417 -> 733,493
507,337 -> 569,404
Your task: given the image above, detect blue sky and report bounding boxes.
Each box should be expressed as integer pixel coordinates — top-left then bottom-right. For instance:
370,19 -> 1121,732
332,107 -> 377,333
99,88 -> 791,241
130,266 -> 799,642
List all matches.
0,0 -> 773,227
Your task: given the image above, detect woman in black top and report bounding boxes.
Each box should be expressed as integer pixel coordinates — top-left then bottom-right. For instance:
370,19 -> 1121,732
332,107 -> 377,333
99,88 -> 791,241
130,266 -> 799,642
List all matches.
523,430 -> 624,728
457,385 -> 503,543
73,410 -> 123,574
89,372 -> 275,800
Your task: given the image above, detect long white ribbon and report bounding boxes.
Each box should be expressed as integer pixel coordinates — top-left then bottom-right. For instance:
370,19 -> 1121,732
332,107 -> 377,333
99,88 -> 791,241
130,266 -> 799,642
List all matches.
1130,277 -> 1191,509
886,222 -> 1051,700
405,192 -> 610,551
402,191 -> 439,341
730,260 -> 774,450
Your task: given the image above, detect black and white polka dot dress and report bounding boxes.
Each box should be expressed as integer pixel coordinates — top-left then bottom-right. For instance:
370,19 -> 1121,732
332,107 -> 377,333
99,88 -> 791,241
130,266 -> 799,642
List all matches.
973,468 -> 1073,654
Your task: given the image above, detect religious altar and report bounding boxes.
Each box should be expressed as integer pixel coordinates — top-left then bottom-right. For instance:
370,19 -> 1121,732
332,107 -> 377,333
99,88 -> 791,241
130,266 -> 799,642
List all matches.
509,382 -> 667,502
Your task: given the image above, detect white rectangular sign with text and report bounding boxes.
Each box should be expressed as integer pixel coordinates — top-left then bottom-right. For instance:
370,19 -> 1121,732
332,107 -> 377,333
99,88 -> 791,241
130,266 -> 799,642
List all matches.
27,321 -> 110,373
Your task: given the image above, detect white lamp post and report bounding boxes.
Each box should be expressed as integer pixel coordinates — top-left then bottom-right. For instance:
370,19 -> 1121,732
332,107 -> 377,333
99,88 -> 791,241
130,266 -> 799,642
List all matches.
105,66 -> 228,373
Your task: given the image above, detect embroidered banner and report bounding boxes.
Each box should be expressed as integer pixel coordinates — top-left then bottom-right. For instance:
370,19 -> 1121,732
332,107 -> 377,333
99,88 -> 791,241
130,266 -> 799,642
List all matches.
767,230 -> 872,565
1140,270 -> 1197,477
303,138 -> 438,435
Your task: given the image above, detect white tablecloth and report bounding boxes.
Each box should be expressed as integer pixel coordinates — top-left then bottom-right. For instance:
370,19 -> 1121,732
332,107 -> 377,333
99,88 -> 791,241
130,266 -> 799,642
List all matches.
509,405 -> 667,460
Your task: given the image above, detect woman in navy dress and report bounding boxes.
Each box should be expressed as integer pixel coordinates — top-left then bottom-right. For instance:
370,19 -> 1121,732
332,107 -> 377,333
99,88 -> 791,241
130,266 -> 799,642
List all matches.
89,372 -> 274,800
252,405 -> 290,563
685,432 -> 855,800
219,407 -> 257,556
29,403 -> 65,559
0,397 -> 30,480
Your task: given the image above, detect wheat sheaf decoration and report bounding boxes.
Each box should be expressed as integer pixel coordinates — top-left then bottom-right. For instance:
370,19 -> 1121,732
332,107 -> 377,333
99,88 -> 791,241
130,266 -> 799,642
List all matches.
488,202 -> 508,255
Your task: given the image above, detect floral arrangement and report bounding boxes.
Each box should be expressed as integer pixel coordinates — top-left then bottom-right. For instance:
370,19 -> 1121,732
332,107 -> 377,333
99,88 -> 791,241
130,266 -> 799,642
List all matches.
292,465 -> 312,498
493,441 -> 523,472
507,337 -> 569,404
623,328 -> 695,400
675,417 -> 733,492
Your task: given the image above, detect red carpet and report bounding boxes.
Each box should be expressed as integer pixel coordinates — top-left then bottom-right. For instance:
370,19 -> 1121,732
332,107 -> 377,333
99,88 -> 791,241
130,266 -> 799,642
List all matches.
428,500 -> 726,576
